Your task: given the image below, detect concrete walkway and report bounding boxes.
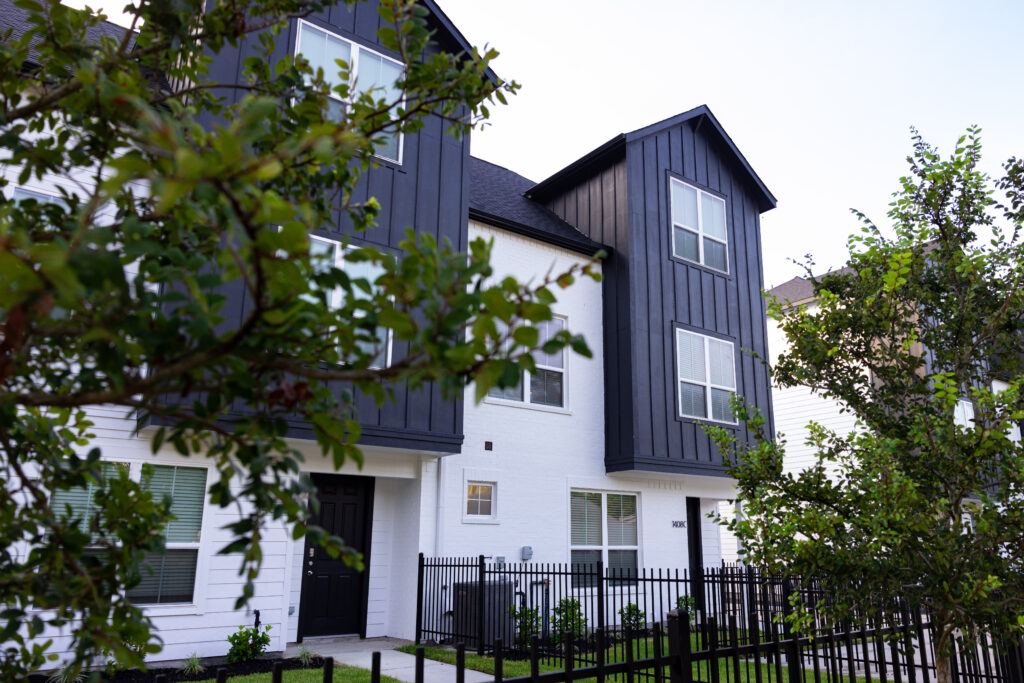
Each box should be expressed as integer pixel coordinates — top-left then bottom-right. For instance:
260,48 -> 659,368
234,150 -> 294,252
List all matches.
286,636 -> 493,683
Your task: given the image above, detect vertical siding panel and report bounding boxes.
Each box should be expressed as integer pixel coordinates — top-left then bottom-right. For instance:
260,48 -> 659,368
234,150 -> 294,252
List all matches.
329,1 -> 357,33
694,128 -> 709,188
648,136 -> 669,462
682,124 -> 696,181
701,271 -> 715,331
353,1 -> 380,42
601,167 -> 615,249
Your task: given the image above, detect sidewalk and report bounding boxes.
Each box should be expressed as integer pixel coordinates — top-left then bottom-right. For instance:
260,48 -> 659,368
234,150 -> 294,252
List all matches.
287,637 -> 492,683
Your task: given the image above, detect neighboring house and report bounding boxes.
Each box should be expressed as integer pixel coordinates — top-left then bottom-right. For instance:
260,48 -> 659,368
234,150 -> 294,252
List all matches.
4,0 -> 778,665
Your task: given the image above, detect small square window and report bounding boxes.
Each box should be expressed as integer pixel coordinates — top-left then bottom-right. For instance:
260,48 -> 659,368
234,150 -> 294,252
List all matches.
466,482 -> 495,519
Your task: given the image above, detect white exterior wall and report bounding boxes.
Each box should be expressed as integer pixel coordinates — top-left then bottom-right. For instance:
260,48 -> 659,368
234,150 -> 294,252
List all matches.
438,221 -> 728,574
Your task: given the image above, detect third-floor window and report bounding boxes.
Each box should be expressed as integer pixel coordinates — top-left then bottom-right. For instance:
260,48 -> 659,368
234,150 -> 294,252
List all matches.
670,177 -> 728,273
296,20 -> 404,163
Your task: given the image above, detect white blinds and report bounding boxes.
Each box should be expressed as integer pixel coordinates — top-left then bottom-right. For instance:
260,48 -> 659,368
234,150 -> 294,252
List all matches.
148,465 -> 207,544
298,23 -> 351,89
707,339 -> 735,388
676,330 -> 705,383
606,494 -> 638,546
570,491 -> 602,546
50,461 -> 129,536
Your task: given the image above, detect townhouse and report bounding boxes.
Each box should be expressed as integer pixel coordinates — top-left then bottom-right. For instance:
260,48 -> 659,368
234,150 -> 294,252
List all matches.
4,0 -> 777,664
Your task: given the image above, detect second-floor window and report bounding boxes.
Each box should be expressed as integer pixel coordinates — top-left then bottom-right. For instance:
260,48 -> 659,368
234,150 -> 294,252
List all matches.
310,235 -> 390,368
670,177 -> 728,272
676,328 -> 736,423
487,317 -> 566,408
296,20 -> 404,163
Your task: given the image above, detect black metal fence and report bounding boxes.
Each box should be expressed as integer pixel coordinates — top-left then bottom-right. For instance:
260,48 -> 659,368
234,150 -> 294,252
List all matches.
415,555 -> 1024,683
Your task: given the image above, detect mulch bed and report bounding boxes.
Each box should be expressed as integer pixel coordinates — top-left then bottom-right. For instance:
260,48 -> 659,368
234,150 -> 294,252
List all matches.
27,655 -> 325,682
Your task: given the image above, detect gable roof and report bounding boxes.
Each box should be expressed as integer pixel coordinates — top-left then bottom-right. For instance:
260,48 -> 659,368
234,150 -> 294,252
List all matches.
0,0 -> 136,69
420,0 -> 499,86
469,157 -> 607,256
766,276 -> 814,304
526,105 -> 777,213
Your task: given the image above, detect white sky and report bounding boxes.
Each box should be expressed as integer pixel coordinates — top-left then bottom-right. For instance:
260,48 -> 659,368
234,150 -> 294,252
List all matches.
72,0 -> 1024,287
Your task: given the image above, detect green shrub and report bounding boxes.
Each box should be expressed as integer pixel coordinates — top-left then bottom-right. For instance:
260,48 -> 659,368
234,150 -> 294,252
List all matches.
508,604 -> 541,650
618,602 -> 646,633
675,594 -> 697,625
225,624 -> 272,663
550,598 -> 587,645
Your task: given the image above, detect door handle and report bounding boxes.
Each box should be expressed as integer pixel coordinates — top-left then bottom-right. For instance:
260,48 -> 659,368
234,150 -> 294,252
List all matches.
307,570 -> 313,576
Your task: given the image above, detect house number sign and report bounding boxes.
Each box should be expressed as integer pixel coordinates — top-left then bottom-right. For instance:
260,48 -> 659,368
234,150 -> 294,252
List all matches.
672,520 -> 686,528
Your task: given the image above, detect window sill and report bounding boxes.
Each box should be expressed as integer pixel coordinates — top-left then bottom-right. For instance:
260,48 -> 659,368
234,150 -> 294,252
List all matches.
675,414 -> 740,428
140,602 -> 204,618
462,517 -> 500,525
669,255 -> 733,279
481,396 -> 572,416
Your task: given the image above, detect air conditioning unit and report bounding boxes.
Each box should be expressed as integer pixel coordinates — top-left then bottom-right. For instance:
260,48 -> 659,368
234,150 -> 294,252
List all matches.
451,580 -> 515,649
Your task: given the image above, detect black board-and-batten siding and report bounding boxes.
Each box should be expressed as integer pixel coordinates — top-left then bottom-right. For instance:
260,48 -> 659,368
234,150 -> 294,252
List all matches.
531,109 -> 776,478
179,1 -> 470,453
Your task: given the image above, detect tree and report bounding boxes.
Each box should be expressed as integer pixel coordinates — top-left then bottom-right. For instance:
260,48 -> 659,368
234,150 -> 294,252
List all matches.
710,128 -> 1024,683
0,0 -> 600,677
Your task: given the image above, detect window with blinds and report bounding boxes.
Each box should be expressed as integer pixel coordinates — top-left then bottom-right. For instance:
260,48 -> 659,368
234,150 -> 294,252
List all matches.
488,316 -> 568,408
570,490 -> 639,587
49,462 -> 208,605
296,20 -> 404,163
670,177 -> 729,273
676,329 -> 737,423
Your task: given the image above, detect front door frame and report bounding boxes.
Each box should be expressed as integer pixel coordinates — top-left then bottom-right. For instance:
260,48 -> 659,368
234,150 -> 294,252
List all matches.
296,472 -> 375,642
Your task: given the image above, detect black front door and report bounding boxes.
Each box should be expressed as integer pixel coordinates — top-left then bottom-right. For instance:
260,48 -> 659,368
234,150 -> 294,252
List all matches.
299,473 -> 374,638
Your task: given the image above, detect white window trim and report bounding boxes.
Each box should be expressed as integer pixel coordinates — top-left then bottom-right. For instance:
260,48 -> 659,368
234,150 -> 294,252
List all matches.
669,176 -> 729,273
46,458 -> 212,616
483,315 -> 570,413
991,380 -> 1021,442
462,469 -> 500,525
295,19 -> 405,165
675,328 -> 738,425
310,234 -> 393,369
568,488 -> 641,572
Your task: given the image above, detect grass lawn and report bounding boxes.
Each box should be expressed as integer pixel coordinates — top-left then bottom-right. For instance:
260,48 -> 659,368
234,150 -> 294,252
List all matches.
400,639 -> 867,683
192,664 -> 405,683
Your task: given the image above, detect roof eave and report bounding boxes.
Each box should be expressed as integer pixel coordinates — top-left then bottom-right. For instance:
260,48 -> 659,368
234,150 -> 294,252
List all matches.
419,0 -> 500,86
469,207 -> 608,257
524,134 -> 626,203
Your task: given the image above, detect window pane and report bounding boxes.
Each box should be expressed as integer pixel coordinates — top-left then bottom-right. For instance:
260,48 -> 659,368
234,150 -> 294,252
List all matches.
299,24 -> 351,89
50,461 -> 129,537
676,330 -> 705,383
954,399 -> 974,428
356,51 -> 402,102
671,181 -> 698,229
570,550 -> 601,588
535,318 -> 565,369
703,237 -> 727,272
607,550 -> 638,584
570,492 -> 602,545
673,227 -> 699,262
701,193 -> 727,240
679,381 -> 707,419
530,368 -> 563,407
488,382 -> 523,401
606,494 -> 637,546
374,132 -> 400,162
127,549 -> 198,605
711,388 -> 734,423
707,339 -> 735,389
147,465 -> 207,544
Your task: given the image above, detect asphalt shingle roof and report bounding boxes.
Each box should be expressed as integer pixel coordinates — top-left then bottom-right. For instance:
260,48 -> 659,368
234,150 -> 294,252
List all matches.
1,0 -> 137,67
468,157 -> 606,256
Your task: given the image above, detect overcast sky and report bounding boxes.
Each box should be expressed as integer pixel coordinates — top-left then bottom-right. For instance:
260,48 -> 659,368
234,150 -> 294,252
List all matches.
74,0 -> 1024,287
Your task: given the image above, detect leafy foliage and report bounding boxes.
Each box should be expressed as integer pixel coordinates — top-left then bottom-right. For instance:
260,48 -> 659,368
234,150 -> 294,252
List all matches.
0,0 -> 600,677
508,604 -> 542,650
708,127 -> 1024,683
225,624 -> 272,664
617,603 -> 645,633
550,598 -> 587,646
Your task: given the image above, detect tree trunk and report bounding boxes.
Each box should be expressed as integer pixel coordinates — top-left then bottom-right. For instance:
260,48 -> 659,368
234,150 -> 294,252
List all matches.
936,651 -> 953,683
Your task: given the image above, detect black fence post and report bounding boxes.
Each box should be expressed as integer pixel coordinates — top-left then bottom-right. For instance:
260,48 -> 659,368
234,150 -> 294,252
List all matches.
477,554 -> 486,656
782,579 -> 801,683
272,660 -> 283,683
415,552 -> 425,645
322,656 -> 334,683
216,668 -> 228,683
597,559 -> 606,633
370,652 -> 379,683
667,609 -> 692,683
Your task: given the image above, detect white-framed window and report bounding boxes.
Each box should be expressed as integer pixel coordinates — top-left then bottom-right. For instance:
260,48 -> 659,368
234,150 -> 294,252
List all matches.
487,317 -> 566,408
954,398 -> 975,428
310,234 -> 391,368
12,186 -> 67,207
569,490 -> 638,587
465,482 -> 496,520
670,177 -> 728,273
991,380 -> 1021,442
675,328 -> 736,423
49,462 -> 208,605
295,19 -> 404,163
